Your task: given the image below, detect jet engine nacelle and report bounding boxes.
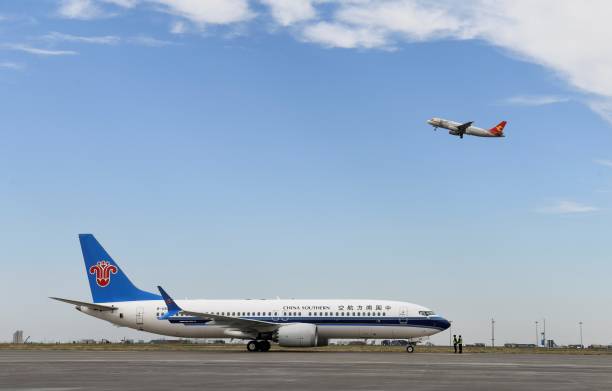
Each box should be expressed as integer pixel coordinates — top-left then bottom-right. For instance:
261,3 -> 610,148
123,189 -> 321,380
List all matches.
276,323 -> 320,347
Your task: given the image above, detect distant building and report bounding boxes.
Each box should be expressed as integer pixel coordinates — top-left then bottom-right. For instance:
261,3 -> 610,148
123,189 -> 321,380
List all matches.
12,330 -> 23,344
504,343 -> 537,348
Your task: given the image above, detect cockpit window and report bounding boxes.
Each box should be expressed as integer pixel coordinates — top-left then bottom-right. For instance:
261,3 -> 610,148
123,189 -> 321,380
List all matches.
419,310 -> 435,316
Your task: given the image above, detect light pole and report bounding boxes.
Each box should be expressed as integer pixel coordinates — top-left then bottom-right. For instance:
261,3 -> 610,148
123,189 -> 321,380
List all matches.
491,318 -> 495,348
543,318 -> 546,348
535,321 -> 539,347
579,321 -> 583,348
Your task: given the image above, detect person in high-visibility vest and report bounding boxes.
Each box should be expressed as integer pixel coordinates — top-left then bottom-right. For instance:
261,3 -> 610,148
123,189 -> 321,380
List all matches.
458,335 -> 463,354
453,335 -> 458,353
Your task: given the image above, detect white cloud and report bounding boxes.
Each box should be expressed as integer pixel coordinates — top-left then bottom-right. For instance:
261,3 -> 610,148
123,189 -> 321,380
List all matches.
261,0 -> 316,26
594,159 -> 612,168
3,44 -> 77,56
336,1 -> 470,42
588,99 -> 612,126
504,95 -> 570,106
57,0 -> 107,20
0,61 -> 24,70
301,22 -> 387,49
170,20 -> 187,34
102,0 -> 139,7
41,32 -> 120,45
150,0 -> 254,25
537,200 -> 599,214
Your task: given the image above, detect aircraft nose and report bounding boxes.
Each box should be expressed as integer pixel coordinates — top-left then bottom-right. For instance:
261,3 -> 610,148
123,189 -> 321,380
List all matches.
438,318 -> 451,330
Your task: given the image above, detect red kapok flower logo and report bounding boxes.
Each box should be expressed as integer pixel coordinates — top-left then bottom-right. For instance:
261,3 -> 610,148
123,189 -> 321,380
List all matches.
89,260 -> 118,287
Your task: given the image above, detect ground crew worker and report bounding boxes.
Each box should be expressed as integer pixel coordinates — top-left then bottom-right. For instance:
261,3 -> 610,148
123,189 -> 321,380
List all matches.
458,335 -> 463,354
453,335 -> 458,353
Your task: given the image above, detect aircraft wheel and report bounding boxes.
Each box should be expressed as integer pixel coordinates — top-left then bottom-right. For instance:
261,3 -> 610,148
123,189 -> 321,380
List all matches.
406,345 -> 415,353
259,340 -> 271,352
247,340 -> 259,352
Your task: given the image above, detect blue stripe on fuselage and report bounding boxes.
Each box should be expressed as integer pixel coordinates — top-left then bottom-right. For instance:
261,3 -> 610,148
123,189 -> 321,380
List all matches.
167,316 -> 449,330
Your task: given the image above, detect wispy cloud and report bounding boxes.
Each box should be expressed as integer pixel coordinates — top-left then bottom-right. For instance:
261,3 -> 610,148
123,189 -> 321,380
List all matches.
536,200 -> 599,214
38,32 -> 175,48
3,44 -> 77,56
594,159 -> 612,168
127,35 -> 175,47
504,95 -> 570,106
0,61 -> 24,70
41,32 -> 120,45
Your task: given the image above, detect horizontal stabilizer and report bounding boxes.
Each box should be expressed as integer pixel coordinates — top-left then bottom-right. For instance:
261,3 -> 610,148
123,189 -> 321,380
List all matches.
50,297 -> 116,311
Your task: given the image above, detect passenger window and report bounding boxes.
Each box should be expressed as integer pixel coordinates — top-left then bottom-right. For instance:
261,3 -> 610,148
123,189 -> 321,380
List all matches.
299,312 -> 302,316
383,312 -> 386,316
257,312 -> 261,316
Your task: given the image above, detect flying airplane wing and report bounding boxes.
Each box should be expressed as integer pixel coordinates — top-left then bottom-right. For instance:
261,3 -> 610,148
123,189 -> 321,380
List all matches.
456,121 -> 473,139
50,297 -> 116,311
157,286 -> 279,332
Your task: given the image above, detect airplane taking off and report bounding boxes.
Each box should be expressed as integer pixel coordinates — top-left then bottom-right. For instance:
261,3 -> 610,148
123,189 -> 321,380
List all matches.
51,234 -> 450,353
428,117 -> 507,139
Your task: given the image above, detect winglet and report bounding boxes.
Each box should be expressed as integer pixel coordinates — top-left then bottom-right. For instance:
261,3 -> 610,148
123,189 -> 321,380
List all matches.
157,286 -> 182,319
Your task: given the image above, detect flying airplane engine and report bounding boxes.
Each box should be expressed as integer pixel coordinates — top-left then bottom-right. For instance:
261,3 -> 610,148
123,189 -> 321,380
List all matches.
275,323 -> 320,347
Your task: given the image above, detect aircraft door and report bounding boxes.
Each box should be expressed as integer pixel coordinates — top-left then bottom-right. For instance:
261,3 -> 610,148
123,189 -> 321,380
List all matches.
136,307 -> 144,330
399,307 -> 408,325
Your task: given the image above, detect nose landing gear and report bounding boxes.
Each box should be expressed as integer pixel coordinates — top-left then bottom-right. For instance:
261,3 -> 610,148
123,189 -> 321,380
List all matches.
247,340 -> 271,352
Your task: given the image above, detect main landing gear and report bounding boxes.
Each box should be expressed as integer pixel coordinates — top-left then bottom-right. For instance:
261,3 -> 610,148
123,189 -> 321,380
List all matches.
247,340 -> 271,352
406,343 -> 415,353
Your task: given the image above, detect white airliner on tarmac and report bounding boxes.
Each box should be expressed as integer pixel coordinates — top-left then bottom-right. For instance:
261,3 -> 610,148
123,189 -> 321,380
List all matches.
51,234 -> 450,352
428,117 -> 507,139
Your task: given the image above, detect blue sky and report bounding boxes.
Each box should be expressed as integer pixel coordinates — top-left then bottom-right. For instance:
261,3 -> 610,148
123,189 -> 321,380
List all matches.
1,0 -> 612,346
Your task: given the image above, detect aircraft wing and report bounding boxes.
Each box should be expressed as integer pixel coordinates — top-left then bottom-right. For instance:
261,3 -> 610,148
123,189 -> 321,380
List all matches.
50,297 -> 116,311
456,121 -> 473,138
457,121 -> 473,131
181,309 -> 279,331
157,286 -> 279,332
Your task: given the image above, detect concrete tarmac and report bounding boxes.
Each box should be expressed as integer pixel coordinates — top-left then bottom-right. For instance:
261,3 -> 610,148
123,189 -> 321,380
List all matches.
2,350 -> 612,390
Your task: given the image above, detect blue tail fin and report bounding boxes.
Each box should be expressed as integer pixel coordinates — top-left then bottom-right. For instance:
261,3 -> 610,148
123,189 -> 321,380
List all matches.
79,234 -> 161,303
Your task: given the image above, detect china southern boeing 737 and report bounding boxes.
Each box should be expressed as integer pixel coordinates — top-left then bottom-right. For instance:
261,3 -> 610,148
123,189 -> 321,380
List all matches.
51,234 -> 450,352
428,117 -> 507,139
